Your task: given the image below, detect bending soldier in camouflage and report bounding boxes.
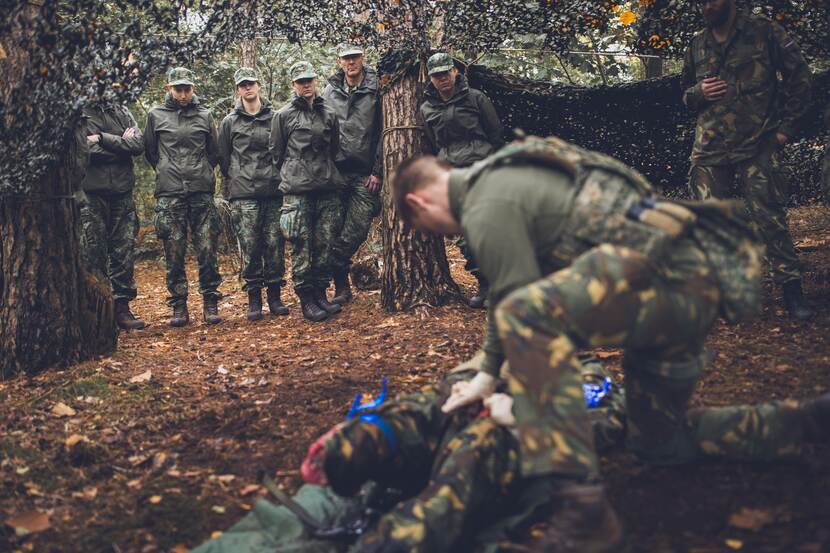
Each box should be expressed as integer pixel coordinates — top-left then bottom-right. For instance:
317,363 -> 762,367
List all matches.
145,67 -> 223,326
393,135 -> 830,552
81,102 -> 146,330
420,52 -> 504,309
681,0 -> 813,319
193,355 -> 626,553
323,44 -> 383,305
219,67 -> 289,321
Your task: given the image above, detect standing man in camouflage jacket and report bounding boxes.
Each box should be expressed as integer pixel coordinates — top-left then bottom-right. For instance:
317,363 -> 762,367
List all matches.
322,44 -> 383,305
219,67 -> 289,321
145,67 -> 223,327
81,102 -> 146,330
681,0 -> 813,319
420,52 -> 504,309
393,136 -> 830,552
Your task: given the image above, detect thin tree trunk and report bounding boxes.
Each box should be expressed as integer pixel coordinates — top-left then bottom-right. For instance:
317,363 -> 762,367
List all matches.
380,69 -> 458,311
0,3 -> 115,378
240,38 -> 257,68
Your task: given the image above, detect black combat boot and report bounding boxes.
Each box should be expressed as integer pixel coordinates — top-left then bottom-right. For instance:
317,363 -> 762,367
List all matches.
297,288 -> 328,322
266,284 -> 289,316
314,287 -> 342,315
247,288 -> 263,322
802,393 -> 830,442
202,295 -> 221,325
468,272 -> 489,309
115,299 -> 145,330
169,303 -> 189,328
332,268 -> 353,305
782,280 -> 813,320
525,479 -> 623,553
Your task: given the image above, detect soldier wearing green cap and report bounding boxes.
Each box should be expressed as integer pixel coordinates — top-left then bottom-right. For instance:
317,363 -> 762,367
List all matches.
420,52 -> 504,310
219,67 -> 289,321
144,66 -> 223,327
270,61 -> 344,322
322,43 -> 383,305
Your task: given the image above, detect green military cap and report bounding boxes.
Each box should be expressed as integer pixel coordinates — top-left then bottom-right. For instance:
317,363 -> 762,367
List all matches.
167,67 -> 196,86
337,43 -> 364,57
234,66 -> 260,85
426,52 -> 454,75
289,61 -> 317,81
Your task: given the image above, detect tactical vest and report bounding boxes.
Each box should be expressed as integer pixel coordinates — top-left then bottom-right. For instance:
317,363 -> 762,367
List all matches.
464,134 -> 763,323
465,134 -> 694,267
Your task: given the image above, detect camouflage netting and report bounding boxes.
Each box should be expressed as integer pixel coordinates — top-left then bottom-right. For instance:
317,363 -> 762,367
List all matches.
467,66 -> 830,204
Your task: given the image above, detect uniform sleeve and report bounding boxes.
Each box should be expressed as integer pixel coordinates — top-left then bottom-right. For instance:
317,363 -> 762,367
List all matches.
218,116 -> 231,179
330,114 -> 341,161
205,112 -> 220,168
770,22 -> 811,139
420,104 -> 438,155
465,200 -> 542,377
99,108 -> 144,156
478,92 -> 504,150
371,94 -> 384,178
270,110 -> 287,172
144,111 -> 159,168
86,113 -> 122,164
681,43 -> 706,112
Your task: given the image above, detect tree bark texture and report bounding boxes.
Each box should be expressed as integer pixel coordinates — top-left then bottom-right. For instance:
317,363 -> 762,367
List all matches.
0,4 -> 116,378
240,38 -> 257,69
379,70 -> 458,311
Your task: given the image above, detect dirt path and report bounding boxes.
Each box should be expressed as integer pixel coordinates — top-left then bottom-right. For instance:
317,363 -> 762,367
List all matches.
2,207 -> 829,553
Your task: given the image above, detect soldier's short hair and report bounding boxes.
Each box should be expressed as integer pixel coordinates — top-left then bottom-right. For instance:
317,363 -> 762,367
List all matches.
392,155 -> 450,224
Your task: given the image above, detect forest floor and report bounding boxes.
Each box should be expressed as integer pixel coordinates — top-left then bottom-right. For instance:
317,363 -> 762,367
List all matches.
2,206 -> 830,553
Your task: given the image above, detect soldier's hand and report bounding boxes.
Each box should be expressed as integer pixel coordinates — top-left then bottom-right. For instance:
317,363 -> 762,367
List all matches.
441,371 -> 496,413
87,134 -> 101,144
365,175 -> 382,194
122,127 -> 138,139
484,393 -> 516,426
701,77 -> 728,102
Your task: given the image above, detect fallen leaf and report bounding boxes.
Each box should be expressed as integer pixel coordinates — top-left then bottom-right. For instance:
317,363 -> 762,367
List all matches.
212,505 -> 226,514
596,350 -> 621,359
210,531 -> 222,539
6,510 -> 51,536
171,545 -> 189,553
129,370 -> 152,384
216,474 -> 235,484
65,434 -> 87,447
729,507 -> 775,531
148,495 -> 162,504
725,539 -> 744,550
240,484 -> 261,496
52,402 -> 77,417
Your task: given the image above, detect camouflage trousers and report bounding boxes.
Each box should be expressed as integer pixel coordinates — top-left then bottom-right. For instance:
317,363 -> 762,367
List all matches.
330,173 -> 381,274
280,191 -> 342,291
79,191 -> 139,301
324,371 -> 520,553
496,242 -> 811,478
230,198 -> 286,291
689,137 -> 801,285
154,193 -> 222,306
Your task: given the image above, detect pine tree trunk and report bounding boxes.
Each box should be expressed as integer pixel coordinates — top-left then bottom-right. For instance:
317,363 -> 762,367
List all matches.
0,3 -> 116,379
240,38 -> 257,68
379,70 -> 458,311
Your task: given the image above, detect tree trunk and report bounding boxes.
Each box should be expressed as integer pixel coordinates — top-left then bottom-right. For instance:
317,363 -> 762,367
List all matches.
379,69 -> 458,311
0,3 -> 116,379
641,55 -> 663,79
240,38 -> 257,68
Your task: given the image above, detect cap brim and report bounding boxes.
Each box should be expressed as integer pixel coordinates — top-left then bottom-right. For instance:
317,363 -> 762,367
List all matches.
428,64 -> 454,75
168,79 -> 195,86
339,49 -> 364,57
234,78 -> 259,85
292,71 -> 317,81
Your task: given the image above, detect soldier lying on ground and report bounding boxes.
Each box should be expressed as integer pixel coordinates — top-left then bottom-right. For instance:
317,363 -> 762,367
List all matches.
192,354 -> 625,553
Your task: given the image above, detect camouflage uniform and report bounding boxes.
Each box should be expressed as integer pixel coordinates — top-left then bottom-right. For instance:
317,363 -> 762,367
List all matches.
80,104 -> 144,301
322,62 -> 383,276
681,13 -> 812,286
145,74 -> 223,307
456,136 -> 814,480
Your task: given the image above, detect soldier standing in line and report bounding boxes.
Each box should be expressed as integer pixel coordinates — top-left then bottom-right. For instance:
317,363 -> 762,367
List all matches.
219,67 -> 289,321
145,67 -> 223,327
420,52 -> 504,309
270,61 -> 344,322
81,101 -> 146,330
322,44 -> 383,305
392,136 -> 830,552
681,0 -> 813,319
